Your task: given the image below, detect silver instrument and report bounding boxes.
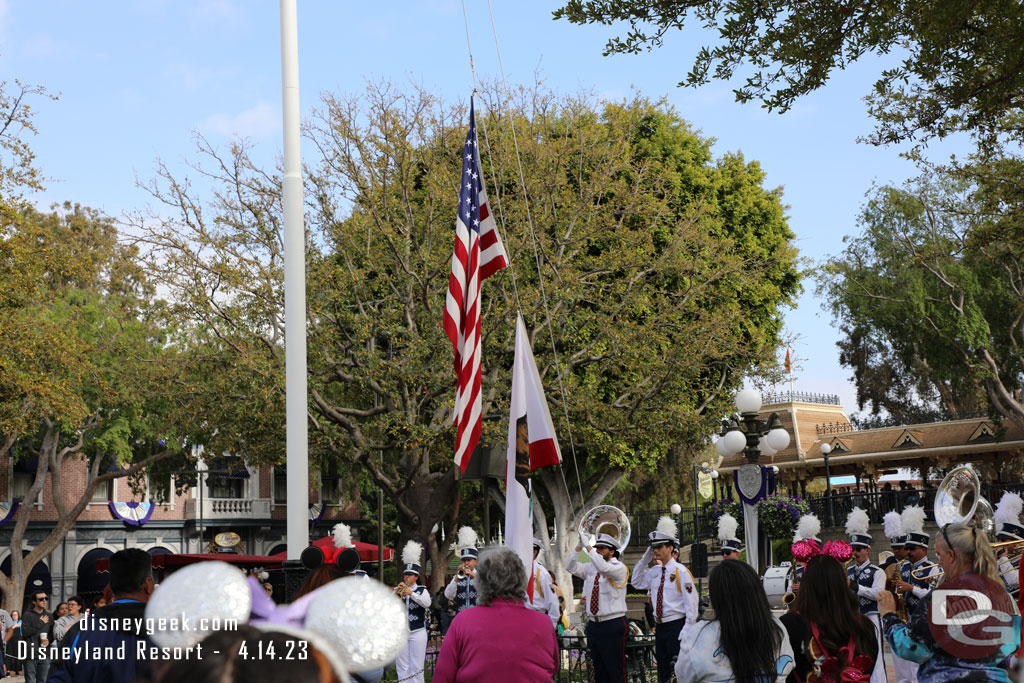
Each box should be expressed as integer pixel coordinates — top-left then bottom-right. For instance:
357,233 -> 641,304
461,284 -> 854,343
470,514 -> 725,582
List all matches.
577,505 -> 631,549
934,465 -> 994,533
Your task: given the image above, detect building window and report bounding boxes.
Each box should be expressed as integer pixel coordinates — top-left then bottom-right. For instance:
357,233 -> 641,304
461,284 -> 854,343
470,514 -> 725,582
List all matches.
11,472 -> 33,500
274,470 -> 287,504
91,480 -> 113,502
207,476 -> 245,499
320,462 -> 342,506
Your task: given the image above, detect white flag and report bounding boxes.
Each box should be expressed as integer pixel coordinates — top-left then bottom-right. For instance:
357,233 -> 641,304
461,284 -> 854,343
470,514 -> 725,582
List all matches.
505,313 -> 562,575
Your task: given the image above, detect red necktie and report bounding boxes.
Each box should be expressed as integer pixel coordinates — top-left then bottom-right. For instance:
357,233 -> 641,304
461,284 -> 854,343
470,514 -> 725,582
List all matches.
656,567 -> 666,620
590,573 -> 601,615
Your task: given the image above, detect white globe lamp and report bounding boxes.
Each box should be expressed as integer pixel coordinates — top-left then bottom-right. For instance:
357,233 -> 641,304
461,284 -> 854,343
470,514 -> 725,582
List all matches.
766,427 -> 791,451
722,429 -> 747,454
735,388 -> 762,414
715,437 -> 732,457
670,503 -> 682,515
711,470 -> 719,479
820,442 -> 832,455
757,436 -> 777,457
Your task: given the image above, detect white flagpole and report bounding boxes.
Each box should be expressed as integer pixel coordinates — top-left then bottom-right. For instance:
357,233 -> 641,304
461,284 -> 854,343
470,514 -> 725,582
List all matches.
280,0 -> 309,558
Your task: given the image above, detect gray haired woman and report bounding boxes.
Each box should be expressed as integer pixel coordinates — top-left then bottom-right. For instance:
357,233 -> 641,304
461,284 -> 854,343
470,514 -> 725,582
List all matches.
433,547 -> 558,683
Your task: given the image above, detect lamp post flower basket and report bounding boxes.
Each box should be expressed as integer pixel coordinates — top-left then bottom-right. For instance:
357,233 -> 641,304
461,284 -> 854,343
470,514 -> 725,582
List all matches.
755,493 -> 809,541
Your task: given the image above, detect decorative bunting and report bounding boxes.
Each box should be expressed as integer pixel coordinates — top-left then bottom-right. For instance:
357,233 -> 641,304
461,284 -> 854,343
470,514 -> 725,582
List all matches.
109,501 -> 155,527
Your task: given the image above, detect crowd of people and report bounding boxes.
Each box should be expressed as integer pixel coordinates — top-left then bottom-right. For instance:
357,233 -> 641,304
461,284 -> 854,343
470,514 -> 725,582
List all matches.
0,497 -> 1020,683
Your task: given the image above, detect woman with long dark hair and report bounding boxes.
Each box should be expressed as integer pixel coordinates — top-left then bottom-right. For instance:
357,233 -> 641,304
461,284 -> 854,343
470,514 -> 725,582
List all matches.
781,554 -> 878,682
676,559 -> 794,682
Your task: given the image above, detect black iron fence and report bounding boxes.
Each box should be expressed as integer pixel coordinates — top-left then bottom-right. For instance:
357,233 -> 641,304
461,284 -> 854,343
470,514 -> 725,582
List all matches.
805,482 -> 1024,528
629,509 -> 715,549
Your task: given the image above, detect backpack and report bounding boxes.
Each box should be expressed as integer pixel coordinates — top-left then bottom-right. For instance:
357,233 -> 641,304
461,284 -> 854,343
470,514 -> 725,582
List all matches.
805,621 -> 873,683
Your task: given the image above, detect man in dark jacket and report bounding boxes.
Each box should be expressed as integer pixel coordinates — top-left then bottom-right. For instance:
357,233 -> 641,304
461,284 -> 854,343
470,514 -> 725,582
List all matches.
48,548 -> 155,683
21,590 -> 51,682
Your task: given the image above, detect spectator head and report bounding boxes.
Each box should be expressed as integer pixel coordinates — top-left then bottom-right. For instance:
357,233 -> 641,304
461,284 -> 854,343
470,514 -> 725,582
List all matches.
10,610 -> 18,621
708,560 -> 781,681
262,582 -> 273,597
293,565 -> 343,600
66,595 -> 83,617
30,591 -> 48,612
937,522 -> 998,582
883,482 -> 892,491
54,602 -> 68,617
109,548 -> 155,600
475,547 -> 527,607
155,625 -> 343,683
793,554 -> 877,659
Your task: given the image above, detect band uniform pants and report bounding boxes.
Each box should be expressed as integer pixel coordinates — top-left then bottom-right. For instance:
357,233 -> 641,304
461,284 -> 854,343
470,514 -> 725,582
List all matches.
891,653 -> 918,683
866,613 -> 887,683
395,627 -> 427,683
586,617 -> 627,683
654,618 -> 683,683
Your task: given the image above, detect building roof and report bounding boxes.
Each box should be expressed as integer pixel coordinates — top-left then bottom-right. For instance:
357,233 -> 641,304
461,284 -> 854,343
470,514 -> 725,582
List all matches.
718,397 -> 1024,478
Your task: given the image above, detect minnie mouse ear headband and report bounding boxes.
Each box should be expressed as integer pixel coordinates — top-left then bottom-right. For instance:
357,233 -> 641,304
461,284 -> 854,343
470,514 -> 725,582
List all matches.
791,538 -> 853,565
301,523 -> 362,574
145,561 -> 408,679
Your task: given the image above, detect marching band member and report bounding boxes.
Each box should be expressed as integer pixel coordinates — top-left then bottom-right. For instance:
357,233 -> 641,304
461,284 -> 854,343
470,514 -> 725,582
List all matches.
444,526 -> 479,615
632,516 -> 696,683
567,531 -> 629,683
791,513 -> 822,595
893,505 -> 932,683
994,491 -> 1023,599
525,538 -> 560,626
718,513 -> 743,561
846,507 -> 887,683
395,540 -> 432,683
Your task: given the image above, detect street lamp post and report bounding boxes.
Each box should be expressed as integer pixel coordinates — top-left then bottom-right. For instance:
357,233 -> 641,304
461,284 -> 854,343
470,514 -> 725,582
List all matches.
821,442 -> 834,527
713,389 -> 792,574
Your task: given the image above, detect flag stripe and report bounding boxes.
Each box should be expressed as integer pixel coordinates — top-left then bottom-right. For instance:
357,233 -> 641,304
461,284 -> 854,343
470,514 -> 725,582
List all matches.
447,98 -> 508,472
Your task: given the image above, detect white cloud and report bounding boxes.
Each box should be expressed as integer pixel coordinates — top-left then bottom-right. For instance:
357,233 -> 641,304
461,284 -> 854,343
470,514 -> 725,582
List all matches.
200,101 -> 280,139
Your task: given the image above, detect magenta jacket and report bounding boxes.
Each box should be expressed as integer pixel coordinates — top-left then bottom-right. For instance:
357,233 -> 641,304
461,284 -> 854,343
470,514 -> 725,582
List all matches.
432,598 -> 558,683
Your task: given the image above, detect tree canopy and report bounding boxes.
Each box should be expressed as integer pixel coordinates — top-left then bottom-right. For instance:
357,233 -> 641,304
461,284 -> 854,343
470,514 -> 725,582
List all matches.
137,82 -> 799,587
553,0 -> 1024,147
819,156 -> 1024,430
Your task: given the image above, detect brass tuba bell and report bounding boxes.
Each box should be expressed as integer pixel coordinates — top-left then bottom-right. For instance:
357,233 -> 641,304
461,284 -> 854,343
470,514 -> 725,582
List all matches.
933,465 -> 994,534
577,505 -> 631,549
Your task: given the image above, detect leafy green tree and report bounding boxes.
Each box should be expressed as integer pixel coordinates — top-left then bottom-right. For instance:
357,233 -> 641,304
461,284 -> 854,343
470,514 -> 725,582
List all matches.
136,82 -> 798,592
0,204 -> 188,609
552,0 -> 1024,147
820,163 -> 1024,432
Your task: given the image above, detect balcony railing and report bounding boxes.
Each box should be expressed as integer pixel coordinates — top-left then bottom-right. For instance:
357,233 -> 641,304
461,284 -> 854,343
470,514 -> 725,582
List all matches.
805,482 -> 1024,527
184,497 -> 272,519
629,509 -> 715,548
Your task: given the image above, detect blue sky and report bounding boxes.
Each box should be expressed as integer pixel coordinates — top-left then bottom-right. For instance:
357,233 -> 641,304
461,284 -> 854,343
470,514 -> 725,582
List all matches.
2,1 -> 969,418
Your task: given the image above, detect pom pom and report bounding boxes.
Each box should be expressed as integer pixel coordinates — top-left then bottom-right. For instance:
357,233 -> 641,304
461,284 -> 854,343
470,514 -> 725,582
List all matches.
995,492 -> 1023,526
456,526 -> 479,550
883,511 -> 903,539
402,540 -> 423,567
845,507 -> 869,536
822,539 -> 853,563
795,514 -> 821,542
656,516 -> 678,539
901,505 -> 926,535
332,523 -> 353,549
791,539 -> 820,564
717,514 -> 739,542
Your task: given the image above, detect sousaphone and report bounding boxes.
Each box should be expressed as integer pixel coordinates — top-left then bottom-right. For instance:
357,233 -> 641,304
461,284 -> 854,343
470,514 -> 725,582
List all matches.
577,505 -> 631,549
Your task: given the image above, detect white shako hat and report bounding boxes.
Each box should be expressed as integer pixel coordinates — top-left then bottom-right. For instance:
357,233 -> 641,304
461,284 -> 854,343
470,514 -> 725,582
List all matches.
456,526 -> 479,560
718,513 -> 742,553
846,507 -> 872,549
995,492 -> 1024,541
648,516 -> 679,547
901,506 -> 928,548
402,540 -> 423,575
884,511 -> 905,547
793,513 -> 822,545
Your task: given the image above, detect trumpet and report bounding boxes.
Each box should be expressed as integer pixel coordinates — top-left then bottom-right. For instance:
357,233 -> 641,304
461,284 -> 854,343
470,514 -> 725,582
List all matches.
456,567 -> 467,579
393,580 -> 410,595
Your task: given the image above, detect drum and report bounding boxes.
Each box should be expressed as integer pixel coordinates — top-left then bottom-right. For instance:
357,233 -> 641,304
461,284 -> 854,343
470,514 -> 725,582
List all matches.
762,565 -> 792,609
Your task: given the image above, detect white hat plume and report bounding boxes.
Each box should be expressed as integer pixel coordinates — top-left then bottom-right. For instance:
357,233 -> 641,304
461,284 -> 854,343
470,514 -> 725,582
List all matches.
995,492 -> 1024,526
332,522 -> 353,549
456,526 -> 479,551
402,540 -> 423,566
901,505 -> 926,535
794,513 -> 821,542
656,516 -> 678,539
883,511 -> 903,538
845,507 -> 870,536
717,514 -> 739,542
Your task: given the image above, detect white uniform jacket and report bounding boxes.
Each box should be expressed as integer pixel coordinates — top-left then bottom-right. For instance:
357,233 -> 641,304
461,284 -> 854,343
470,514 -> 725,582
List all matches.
631,549 -> 697,625
566,547 -> 628,621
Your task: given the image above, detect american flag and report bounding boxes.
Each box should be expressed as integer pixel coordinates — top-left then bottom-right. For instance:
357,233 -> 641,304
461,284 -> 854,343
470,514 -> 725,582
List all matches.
444,98 -> 508,472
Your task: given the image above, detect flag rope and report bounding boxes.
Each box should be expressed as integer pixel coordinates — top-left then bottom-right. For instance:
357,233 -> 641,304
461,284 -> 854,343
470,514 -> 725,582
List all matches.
482,0 -> 585,509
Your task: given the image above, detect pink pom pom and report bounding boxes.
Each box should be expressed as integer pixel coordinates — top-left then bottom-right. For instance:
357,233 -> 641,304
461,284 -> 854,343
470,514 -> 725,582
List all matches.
791,539 -> 820,564
823,539 -> 853,563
